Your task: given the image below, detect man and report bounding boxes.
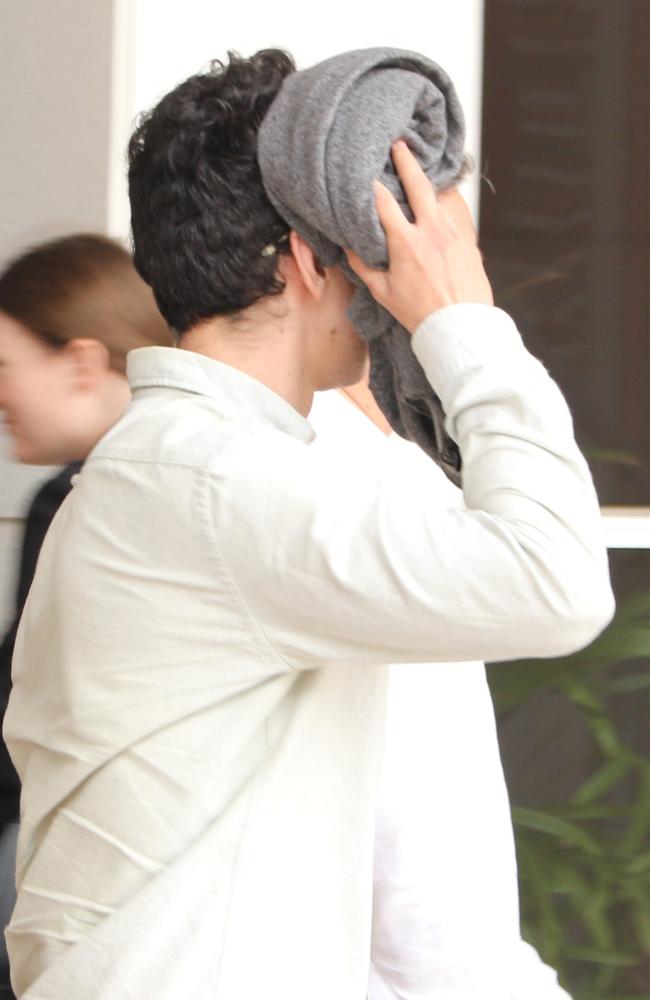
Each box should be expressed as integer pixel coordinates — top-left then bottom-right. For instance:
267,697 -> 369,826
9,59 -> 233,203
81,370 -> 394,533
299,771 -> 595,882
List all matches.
4,50 -> 613,999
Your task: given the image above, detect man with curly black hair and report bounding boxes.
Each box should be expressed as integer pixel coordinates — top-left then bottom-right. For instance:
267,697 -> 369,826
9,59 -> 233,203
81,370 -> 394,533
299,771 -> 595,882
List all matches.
129,50 -> 299,334
4,49 -> 613,999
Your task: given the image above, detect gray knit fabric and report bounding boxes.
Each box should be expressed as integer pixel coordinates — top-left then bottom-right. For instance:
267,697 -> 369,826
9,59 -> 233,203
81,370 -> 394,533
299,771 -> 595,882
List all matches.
257,47 -> 466,483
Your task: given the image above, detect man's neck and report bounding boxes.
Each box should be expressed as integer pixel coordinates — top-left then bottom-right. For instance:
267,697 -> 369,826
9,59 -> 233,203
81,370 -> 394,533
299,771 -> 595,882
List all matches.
178,314 -> 314,417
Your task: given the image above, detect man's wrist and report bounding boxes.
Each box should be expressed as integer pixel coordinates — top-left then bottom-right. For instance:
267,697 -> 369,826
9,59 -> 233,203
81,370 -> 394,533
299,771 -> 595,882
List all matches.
412,304 -> 525,397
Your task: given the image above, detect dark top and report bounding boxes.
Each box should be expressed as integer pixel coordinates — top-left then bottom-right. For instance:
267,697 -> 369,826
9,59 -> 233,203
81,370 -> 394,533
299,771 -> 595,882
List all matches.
0,464 -> 80,824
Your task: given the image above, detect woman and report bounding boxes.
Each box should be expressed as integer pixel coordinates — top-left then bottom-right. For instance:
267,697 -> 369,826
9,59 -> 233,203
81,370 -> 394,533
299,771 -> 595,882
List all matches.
0,233 -> 172,996
309,380 -> 573,999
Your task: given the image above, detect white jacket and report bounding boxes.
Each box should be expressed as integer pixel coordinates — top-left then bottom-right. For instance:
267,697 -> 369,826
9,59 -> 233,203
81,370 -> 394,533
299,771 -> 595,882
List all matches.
5,305 -> 613,998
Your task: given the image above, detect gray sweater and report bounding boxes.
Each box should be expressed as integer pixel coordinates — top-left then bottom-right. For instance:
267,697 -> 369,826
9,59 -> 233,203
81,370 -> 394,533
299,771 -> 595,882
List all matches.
258,46 -> 467,481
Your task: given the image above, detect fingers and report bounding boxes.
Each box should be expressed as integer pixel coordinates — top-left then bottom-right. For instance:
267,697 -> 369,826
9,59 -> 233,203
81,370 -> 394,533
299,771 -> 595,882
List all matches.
344,174 -> 407,294
345,142 -> 458,299
391,140 -> 439,224
373,178 -> 410,237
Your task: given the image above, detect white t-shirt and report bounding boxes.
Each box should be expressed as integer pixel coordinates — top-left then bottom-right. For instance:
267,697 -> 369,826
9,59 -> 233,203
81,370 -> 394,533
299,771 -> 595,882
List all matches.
309,389 -> 573,999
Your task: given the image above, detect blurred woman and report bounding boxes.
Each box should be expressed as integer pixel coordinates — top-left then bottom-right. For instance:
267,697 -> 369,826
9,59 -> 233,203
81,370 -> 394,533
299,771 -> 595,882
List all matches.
0,234 -> 171,996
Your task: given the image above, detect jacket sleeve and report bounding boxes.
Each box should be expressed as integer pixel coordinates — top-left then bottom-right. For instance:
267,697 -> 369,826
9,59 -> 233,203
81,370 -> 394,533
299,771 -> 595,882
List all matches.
213,304 -> 615,670
0,467 -> 76,819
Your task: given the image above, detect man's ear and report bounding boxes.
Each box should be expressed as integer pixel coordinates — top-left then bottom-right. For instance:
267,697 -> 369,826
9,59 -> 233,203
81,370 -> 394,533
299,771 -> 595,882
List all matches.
62,338 -> 111,390
286,231 -> 327,299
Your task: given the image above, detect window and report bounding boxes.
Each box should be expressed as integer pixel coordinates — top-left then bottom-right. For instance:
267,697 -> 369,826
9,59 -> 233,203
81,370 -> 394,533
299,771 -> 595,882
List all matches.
481,3 -> 650,995
480,0 -> 650,506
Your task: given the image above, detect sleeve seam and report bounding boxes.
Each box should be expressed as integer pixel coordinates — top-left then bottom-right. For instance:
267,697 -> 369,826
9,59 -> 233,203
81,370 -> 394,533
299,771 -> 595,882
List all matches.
194,468 -> 298,674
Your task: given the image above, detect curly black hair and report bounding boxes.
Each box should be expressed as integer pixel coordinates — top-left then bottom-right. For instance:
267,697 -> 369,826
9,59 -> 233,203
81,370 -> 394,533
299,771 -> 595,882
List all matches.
128,49 -> 296,337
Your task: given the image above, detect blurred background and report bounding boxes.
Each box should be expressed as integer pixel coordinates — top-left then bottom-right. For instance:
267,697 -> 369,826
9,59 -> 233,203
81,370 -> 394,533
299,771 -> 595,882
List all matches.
0,2 -> 648,997
480,5 -> 650,996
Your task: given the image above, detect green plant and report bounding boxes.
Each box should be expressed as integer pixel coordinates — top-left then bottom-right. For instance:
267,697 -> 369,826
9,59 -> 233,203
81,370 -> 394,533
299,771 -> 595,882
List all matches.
488,591 -> 650,1000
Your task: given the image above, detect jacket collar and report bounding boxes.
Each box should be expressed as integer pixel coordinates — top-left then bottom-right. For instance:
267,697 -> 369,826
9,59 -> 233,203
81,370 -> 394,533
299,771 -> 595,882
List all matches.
127,346 -> 315,444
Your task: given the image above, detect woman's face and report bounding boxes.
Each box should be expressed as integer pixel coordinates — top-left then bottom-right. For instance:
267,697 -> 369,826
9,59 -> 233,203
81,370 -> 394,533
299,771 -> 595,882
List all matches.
0,312 -> 75,464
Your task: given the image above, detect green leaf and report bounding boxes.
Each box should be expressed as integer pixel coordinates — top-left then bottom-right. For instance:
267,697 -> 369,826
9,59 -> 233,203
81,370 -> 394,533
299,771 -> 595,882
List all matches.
563,945 -> 638,966
558,679 -> 605,712
544,859 -> 590,900
513,807 -> 603,855
582,888 -> 615,949
588,996 -> 650,1000
621,765 -> 650,855
573,626 -> 650,663
613,590 -> 650,622
594,961 -> 618,994
584,712 -> 624,757
584,446 -> 645,468
557,802 -> 627,821
604,672 -> 650,694
487,660 -> 557,712
573,758 -> 632,805
620,853 -> 650,876
630,885 -> 650,952
492,585 -> 650,998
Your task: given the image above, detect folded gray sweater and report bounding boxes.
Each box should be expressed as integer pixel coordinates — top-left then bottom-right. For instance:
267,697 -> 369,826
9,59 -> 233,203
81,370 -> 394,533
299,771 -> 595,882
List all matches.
257,47 -> 467,483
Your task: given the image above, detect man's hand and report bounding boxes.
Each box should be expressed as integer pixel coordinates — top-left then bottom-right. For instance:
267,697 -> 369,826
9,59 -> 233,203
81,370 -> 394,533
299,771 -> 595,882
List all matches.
346,140 -> 494,334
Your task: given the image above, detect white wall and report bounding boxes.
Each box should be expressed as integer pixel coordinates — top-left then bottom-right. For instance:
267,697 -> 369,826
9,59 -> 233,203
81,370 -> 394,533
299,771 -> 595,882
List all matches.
0,0 -> 115,266
0,0 -> 115,631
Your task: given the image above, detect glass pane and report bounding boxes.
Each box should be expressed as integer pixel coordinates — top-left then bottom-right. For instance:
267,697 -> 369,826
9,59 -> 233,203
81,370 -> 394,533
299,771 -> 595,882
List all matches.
480,0 -> 650,504
488,548 -> 650,999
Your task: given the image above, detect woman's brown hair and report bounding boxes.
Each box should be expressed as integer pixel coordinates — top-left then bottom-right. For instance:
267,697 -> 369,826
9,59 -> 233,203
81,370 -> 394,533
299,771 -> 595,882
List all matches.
0,233 -> 172,372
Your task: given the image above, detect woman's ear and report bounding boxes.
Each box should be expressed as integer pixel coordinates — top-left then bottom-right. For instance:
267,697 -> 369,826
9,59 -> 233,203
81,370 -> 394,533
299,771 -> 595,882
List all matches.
63,338 -> 111,391
286,231 -> 327,299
